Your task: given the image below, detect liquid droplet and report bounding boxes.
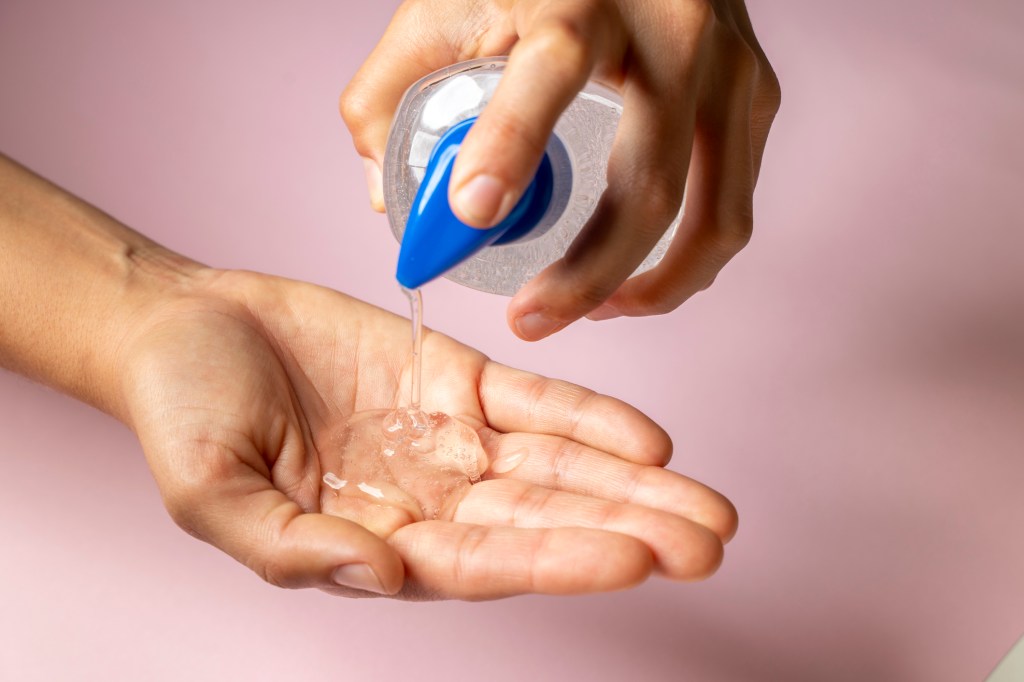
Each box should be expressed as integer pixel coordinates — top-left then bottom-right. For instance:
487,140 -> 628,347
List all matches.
322,472 -> 348,490
490,447 -> 529,474
357,482 -> 385,499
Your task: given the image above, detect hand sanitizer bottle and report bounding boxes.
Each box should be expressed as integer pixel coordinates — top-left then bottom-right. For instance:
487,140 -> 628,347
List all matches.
384,57 -> 680,294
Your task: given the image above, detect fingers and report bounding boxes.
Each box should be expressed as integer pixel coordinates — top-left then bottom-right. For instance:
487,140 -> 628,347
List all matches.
448,0 -> 625,226
478,362 -> 672,466
594,32 -> 759,317
340,2 -> 506,211
479,429 -> 738,543
505,27 -> 703,339
163,451 -> 404,595
388,520 -> 652,600
454,479 -> 723,581
721,1 -> 782,176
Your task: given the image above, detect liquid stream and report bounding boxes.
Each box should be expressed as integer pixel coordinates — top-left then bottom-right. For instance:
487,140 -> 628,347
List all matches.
404,286 -> 423,410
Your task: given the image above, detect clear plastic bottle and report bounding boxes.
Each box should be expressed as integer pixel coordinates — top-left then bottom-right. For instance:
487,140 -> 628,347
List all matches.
383,57 -> 681,296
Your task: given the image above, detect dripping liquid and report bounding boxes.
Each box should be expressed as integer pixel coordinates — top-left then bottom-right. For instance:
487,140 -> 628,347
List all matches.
319,285 -> 516,526
402,286 -> 423,410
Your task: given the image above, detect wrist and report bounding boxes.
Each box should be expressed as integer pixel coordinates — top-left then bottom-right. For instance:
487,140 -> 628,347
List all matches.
99,243 -> 210,424
0,153 -> 214,424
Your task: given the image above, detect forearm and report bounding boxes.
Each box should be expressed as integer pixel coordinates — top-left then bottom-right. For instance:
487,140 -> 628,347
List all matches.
0,153 -> 202,421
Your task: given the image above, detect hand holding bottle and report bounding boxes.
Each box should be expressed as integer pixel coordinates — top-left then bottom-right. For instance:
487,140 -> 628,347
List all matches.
342,0 -> 780,340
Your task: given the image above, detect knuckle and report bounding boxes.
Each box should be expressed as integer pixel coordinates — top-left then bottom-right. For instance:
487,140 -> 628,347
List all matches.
453,525 -> 490,586
559,238 -> 633,308
159,447 -> 232,539
624,285 -> 682,317
253,556 -> 294,590
523,376 -> 554,426
717,201 -> 754,249
568,390 -> 599,441
705,226 -> 750,264
516,485 -> 553,524
755,63 -> 783,117
339,89 -> 380,158
163,489 -> 202,539
713,23 -> 757,80
623,465 -> 648,504
524,377 -> 585,433
732,40 -> 760,80
247,510 -> 301,589
338,87 -> 371,128
646,297 -> 682,317
702,197 -> 754,254
527,18 -> 593,82
568,271 -> 619,310
638,173 -> 686,226
551,439 -> 585,489
658,0 -> 715,61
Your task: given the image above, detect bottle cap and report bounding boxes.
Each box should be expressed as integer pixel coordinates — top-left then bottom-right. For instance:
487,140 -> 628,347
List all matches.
396,117 -> 554,289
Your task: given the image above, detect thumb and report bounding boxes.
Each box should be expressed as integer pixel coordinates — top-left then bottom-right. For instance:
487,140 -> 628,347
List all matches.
448,0 -> 623,227
163,456 -> 404,595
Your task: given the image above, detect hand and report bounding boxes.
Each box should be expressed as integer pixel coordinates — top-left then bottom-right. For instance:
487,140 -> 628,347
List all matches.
119,269 -> 736,600
341,0 -> 780,340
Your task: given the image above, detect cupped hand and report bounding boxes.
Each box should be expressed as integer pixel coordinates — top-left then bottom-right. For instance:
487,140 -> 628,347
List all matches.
342,0 -> 780,340
119,269 -> 736,600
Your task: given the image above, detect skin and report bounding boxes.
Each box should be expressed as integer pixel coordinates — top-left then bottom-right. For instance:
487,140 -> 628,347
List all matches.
342,0 -> 781,341
0,154 -> 736,600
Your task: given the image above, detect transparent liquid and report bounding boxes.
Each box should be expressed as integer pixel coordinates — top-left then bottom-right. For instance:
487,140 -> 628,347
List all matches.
404,286 -> 423,410
320,287 -> 489,537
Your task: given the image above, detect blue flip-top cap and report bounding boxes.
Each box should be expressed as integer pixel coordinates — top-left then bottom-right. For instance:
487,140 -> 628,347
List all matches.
396,117 -> 554,289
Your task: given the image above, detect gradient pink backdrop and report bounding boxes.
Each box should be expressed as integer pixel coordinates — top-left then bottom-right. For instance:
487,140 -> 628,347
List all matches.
1,1 -> 1022,680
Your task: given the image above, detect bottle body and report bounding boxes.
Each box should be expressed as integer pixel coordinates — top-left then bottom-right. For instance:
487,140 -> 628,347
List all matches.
384,57 -> 679,296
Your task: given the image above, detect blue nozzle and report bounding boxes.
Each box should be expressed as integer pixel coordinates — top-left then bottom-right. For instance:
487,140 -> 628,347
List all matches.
396,117 -> 554,289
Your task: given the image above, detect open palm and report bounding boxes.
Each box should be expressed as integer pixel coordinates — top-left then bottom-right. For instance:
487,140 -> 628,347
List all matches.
120,269 -> 735,600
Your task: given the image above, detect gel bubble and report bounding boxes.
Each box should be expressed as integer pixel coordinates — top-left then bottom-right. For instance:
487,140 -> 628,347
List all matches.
321,408 -> 488,537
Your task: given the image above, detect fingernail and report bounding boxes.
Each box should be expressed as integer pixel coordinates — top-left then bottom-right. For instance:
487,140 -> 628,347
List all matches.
586,303 -> 621,321
363,158 -> 384,212
514,311 -> 564,340
453,174 -> 508,226
332,563 -> 387,594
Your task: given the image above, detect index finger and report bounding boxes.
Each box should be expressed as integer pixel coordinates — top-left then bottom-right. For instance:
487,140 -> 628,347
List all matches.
448,0 -> 626,227
478,361 -> 672,466
340,2 -> 507,171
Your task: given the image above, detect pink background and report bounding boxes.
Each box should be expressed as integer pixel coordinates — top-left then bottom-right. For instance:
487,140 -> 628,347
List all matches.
1,0 -> 1022,680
